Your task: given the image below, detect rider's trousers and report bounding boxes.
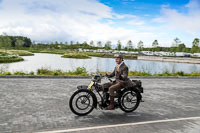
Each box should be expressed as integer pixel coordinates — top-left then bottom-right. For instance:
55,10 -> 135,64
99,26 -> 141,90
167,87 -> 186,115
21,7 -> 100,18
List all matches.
103,81 -> 122,96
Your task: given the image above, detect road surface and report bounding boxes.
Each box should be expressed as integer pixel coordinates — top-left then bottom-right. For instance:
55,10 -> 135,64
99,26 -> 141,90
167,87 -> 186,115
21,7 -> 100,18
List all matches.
0,78 -> 200,133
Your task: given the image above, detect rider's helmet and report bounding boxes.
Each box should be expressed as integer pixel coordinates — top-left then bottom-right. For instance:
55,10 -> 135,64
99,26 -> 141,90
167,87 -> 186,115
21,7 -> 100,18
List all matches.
114,54 -> 123,61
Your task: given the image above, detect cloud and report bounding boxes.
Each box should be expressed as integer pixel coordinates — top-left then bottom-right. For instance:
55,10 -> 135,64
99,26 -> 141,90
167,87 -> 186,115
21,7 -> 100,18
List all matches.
126,19 -> 145,26
153,0 -> 200,35
0,0 -> 156,45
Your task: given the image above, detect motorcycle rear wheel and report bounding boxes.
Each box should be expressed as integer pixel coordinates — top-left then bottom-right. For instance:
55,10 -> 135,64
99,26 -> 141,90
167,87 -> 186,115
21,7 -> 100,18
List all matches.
118,89 -> 140,112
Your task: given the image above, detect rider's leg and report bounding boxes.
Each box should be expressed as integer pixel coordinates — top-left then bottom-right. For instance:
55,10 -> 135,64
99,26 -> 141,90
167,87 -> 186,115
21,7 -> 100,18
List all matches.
106,82 -> 122,110
101,82 -> 113,92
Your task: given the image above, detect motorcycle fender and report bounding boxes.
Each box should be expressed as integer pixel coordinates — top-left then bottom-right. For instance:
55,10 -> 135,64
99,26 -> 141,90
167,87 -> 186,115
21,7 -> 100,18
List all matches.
131,87 -> 142,101
77,85 -> 88,90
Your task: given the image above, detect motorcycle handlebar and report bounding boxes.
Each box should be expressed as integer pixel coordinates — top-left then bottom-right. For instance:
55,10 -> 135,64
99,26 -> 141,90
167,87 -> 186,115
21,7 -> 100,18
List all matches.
101,74 -> 113,82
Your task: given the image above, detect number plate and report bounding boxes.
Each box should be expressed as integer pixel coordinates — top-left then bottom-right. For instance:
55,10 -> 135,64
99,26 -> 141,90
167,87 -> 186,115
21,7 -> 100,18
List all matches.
88,81 -> 94,89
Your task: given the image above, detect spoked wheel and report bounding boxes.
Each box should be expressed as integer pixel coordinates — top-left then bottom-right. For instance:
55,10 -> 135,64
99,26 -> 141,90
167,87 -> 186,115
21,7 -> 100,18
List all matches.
69,89 -> 95,116
119,89 -> 140,112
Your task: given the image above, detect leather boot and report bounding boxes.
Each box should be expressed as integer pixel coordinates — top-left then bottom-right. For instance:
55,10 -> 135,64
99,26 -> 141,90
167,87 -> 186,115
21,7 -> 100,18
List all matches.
105,96 -> 114,110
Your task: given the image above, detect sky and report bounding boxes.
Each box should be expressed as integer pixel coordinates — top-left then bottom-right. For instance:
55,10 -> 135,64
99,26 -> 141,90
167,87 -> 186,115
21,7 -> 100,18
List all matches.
0,0 -> 200,47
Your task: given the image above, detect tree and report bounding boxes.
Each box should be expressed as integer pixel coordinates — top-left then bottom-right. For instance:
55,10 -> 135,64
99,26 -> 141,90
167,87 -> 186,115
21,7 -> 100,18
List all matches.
177,43 -> 186,52
15,39 -> 24,49
137,40 -> 144,51
152,40 -> 159,48
89,40 -> 94,46
0,33 -> 12,51
172,37 -> 181,47
76,41 -> 80,45
117,40 -> 122,50
97,41 -> 102,47
65,41 -> 68,45
70,41 -> 73,45
127,40 -> 133,51
192,38 -> 199,47
105,41 -> 111,50
170,46 -> 176,53
191,38 -> 200,53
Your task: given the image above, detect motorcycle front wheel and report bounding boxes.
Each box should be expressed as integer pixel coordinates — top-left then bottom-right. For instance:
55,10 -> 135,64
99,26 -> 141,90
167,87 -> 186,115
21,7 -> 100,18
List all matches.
69,89 -> 95,116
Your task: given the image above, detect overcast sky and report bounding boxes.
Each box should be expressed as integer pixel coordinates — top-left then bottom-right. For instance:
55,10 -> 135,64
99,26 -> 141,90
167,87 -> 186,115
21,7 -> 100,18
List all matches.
0,0 -> 199,47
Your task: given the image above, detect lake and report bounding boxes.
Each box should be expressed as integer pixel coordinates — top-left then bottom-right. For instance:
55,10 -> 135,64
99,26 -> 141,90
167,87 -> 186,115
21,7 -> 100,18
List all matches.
0,53 -> 200,74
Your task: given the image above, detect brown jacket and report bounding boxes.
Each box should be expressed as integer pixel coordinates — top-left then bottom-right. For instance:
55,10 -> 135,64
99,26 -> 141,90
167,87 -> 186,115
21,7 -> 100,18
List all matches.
108,62 -> 134,88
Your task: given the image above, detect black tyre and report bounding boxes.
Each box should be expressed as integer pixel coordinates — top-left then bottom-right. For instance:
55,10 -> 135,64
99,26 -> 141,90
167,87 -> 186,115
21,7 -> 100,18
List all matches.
69,89 -> 95,116
119,89 -> 140,112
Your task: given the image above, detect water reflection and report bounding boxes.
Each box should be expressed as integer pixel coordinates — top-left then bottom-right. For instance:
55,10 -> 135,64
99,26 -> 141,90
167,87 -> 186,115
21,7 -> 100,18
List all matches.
0,53 -> 200,74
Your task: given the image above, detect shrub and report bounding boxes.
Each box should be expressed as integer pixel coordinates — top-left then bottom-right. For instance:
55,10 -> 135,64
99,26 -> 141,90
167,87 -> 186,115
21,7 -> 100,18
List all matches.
53,70 -> 63,76
37,68 -> 53,75
29,71 -> 35,75
176,71 -> 184,76
4,72 -> 11,75
13,71 -> 26,75
75,67 -> 87,75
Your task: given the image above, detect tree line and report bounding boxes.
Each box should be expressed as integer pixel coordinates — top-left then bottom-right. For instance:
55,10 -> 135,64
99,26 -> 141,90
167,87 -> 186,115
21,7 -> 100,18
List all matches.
0,34 -> 32,50
0,34 -> 200,53
32,37 -> 200,53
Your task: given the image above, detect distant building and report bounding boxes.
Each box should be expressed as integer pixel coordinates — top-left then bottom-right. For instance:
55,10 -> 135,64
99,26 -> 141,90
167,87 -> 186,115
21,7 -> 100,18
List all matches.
140,51 -> 154,56
175,52 -> 191,57
191,53 -> 200,58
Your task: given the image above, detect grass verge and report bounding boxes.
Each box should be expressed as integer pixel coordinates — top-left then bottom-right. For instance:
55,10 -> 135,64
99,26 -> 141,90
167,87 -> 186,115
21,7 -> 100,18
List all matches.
0,67 -> 200,76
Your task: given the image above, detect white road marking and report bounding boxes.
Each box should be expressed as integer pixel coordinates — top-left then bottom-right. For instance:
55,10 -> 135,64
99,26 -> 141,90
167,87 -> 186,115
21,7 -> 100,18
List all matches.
35,116 -> 200,133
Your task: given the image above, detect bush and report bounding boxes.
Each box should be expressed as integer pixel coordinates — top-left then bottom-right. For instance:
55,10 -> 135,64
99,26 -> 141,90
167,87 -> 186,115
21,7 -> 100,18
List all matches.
75,67 -> 87,74
37,68 -> 53,75
53,70 -> 63,76
129,71 -> 152,76
29,71 -> 35,75
176,71 -> 184,76
13,71 -> 26,75
4,72 -> 11,75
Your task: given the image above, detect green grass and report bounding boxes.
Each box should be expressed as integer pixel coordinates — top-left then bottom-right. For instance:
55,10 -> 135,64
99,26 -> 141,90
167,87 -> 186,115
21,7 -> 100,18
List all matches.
29,49 -> 66,54
62,52 -> 90,59
8,50 -> 34,56
0,67 -> 200,76
37,67 -> 88,76
128,70 -> 200,76
0,49 -> 34,56
0,52 -> 24,63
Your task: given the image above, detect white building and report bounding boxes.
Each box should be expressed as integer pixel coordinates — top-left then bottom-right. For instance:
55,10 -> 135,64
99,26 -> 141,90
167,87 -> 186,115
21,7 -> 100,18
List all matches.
191,53 -> 200,58
175,52 -> 191,57
140,51 -> 154,56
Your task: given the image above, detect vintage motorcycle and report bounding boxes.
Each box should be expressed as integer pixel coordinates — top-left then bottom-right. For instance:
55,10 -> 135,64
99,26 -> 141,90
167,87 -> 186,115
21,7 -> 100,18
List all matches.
69,74 -> 144,116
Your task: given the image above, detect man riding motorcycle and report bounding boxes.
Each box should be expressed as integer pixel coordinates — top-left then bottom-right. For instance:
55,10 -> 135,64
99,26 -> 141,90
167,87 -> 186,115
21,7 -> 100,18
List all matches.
103,54 -> 136,110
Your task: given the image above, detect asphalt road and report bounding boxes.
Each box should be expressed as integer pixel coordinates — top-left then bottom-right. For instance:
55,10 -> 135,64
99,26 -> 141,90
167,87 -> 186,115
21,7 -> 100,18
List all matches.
0,78 -> 200,133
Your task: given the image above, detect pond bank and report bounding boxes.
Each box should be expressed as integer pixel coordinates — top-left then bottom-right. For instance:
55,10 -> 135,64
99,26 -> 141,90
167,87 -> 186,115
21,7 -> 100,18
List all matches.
138,56 -> 200,64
